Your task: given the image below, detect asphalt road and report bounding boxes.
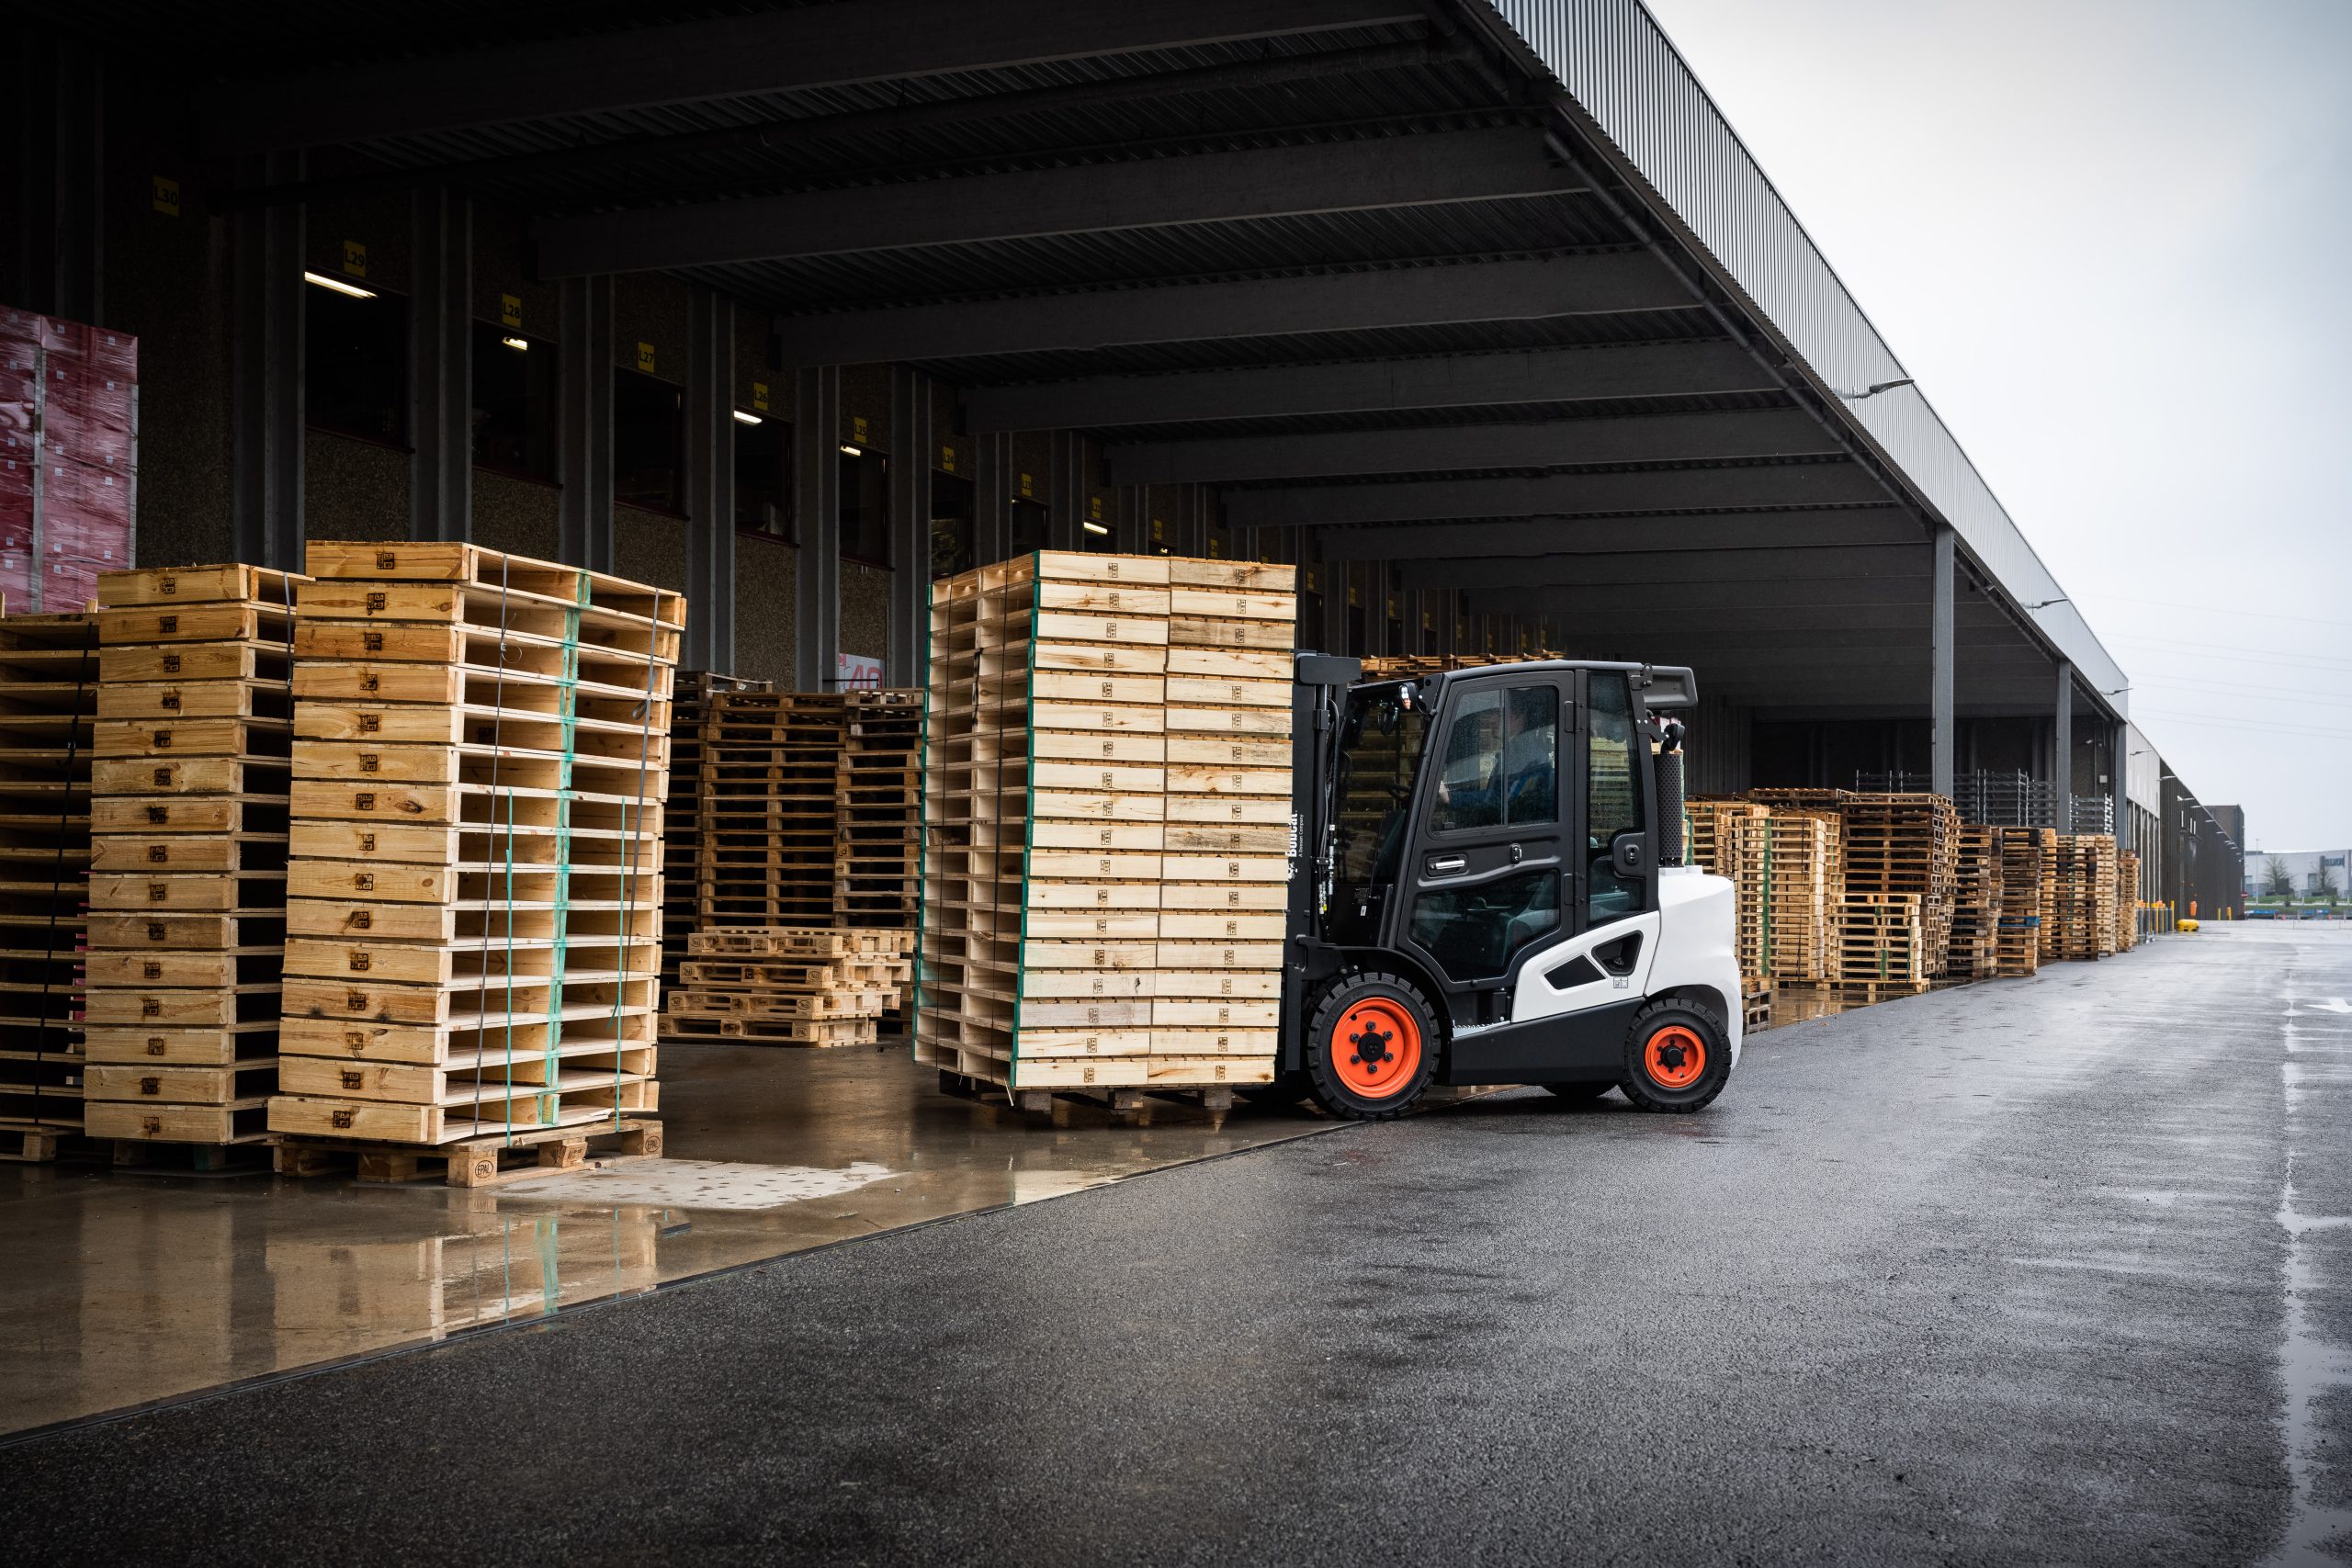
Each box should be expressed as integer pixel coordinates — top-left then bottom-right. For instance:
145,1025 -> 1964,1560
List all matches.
6,922 -> 2346,1566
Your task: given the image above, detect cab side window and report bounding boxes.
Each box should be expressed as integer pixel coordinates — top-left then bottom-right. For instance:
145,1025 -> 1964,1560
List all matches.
1587,671 -> 1647,920
1429,685 -> 1556,834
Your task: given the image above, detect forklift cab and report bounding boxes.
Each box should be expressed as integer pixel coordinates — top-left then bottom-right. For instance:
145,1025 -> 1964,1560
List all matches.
1294,659 -> 1737,1119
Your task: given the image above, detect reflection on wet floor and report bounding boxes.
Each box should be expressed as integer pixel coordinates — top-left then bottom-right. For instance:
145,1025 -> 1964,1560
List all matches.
0,1044 -> 1340,1436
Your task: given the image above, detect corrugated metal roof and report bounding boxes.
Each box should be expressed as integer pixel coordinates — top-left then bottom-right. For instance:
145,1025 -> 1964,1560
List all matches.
1084,389 -> 1793,445
904,306 -> 1712,388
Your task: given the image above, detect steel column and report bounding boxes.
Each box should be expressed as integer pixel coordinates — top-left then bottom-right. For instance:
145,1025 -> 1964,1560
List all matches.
793,366 -> 842,689
556,275 -> 614,570
1929,523 -> 1955,798
973,431 -> 1011,564
409,186 -> 472,542
682,288 -> 734,672
230,151 -> 305,572
2053,660 -> 2075,826
887,366 -> 933,684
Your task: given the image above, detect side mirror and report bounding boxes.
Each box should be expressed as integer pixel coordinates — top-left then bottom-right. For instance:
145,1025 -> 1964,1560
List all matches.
1611,831 -> 1648,879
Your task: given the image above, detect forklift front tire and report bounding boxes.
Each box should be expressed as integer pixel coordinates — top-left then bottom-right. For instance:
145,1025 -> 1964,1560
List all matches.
1304,971 -> 1439,1121
1618,996 -> 1732,1114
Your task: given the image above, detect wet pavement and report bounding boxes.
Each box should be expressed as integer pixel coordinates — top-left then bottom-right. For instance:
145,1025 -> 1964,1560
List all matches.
4,923 -> 2345,1565
0,1043 -> 1342,1434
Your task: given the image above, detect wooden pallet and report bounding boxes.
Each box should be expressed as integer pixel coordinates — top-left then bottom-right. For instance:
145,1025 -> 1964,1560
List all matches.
663,671 -> 772,989
1830,892 -> 1929,987
84,566 -> 300,1146
0,610 -> 99,1160
266,542 -> 679,1149
1942,824 -> 2004,980
276,1116 -> 662,1187
1996,828 -> 2051,976
917,552 -> 1294,1093
660,925 -> 903,1046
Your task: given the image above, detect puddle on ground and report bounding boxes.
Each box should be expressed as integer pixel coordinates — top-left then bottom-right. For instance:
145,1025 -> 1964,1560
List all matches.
494,1158 -> 895,1212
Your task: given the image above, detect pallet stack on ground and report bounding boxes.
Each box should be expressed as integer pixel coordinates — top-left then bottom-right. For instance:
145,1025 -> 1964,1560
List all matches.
2035,830 -> 2062,961
0,613 -> 97,1162
1839,793 -> 1959,977
2115,849 -> 2141,953
83,566 -> 300,1154
266,542 -> 680,1163
1996,827 -> 2049,976
1764,810 -> 1838,984
835,690 -> 922,930
662,671 -> 770,990
1356,651 -> 1563,679
1943,825 -> 2004,981
2048,833 -> 2119,961
1831,893 -> 1929,997
696,691 -> 841,930
917,550 -> 1293,1104
1686,798 -> 1770,987
664,926 -> 907,1045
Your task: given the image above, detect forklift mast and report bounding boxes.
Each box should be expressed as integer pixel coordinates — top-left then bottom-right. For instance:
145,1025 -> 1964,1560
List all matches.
1279,652 -> 1700,1077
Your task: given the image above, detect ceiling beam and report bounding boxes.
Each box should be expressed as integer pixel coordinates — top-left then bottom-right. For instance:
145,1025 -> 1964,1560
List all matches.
782,253 -> 1692,369
1229,462 -> 1889,526
1109,406 -> 1827,484
537,126 -> 1577,276
205,0 -> 1425,155
1391,543 -> 1925,589
966,340 -> 1768,431
1313,508 -> 1915,560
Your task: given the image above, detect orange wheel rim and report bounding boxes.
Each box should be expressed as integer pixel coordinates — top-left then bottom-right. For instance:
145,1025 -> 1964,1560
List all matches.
1643,1024 -> 1707,1090
1332,998 -> 1422,1098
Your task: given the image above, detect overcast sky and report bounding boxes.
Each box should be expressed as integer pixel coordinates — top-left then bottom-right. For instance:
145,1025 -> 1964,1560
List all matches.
1643,0 -> 2352,851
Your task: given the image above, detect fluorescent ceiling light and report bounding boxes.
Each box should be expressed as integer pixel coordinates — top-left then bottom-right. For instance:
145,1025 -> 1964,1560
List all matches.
839,443 -> 863,457
732,410 -> 763,425
303,270 -> 376,299
501,335 -> 530,352
1081,521 -> 1111,536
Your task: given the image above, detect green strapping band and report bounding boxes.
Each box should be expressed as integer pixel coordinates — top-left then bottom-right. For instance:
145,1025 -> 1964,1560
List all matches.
535,579 -> 582,1138
1010,551 -> 1038,1076
610,592 -> 662,1127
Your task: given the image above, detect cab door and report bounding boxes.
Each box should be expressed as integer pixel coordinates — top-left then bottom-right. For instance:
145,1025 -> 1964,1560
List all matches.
1393,672 -> 1576,1029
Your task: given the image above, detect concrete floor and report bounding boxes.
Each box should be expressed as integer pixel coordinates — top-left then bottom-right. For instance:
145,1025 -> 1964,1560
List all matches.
0,1043 -> 1340,1435
5,923 -> 2344,1566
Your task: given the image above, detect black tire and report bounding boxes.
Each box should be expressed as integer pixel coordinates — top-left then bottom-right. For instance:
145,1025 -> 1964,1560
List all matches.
1542,1080 -> 1615,1104
1303,970 -> 1440,1121
1618,996 -> 1733,1114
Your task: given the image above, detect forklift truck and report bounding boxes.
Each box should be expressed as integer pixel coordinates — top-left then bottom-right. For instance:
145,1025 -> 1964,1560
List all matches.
1274,655 -> 1742,1120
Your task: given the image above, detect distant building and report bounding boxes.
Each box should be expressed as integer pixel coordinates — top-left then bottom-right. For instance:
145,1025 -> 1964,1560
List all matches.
2246,849 -> 2351,900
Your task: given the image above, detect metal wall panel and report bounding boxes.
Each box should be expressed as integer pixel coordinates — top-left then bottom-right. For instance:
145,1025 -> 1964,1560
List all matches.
1470,0 -> 2130,707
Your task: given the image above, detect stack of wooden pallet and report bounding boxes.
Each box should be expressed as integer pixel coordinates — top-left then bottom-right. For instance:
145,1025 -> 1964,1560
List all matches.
0,612 -> 97,1162
918,550 -> 1294,1106
2048,833 -> 2119,961
267,543 -> 679,1170
665,926 -> 901,1045
1832,893 -> 1929,997
1996,827 -> 2049,976
1764,809 -> 1839,984
2115,849 -> 2140,953
662,671 -> 771,990
835,689 -> 922,929
1158,559 -> 1295,1074
1357,651 -> 1562,679
1942,824 -> 2004,980
1840,794 -> 1959,977
84,565 -> 299,1155
697,691 -> 842,930
1687,798 -> 1770,988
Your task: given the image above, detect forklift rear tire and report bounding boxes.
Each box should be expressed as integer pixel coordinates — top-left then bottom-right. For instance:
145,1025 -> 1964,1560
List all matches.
1618,997 -> 1732,1114
1304,972 -> 1438,1121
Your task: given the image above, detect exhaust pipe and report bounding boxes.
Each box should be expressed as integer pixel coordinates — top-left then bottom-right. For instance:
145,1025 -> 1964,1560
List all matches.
1656,719 -> 1687,866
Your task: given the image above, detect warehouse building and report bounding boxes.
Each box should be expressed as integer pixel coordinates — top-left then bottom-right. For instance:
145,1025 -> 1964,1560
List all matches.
4,0 -> 2236,913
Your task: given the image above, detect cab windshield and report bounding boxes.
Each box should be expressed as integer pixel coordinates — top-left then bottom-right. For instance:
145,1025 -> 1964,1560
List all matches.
1331,682 -> 1429,897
